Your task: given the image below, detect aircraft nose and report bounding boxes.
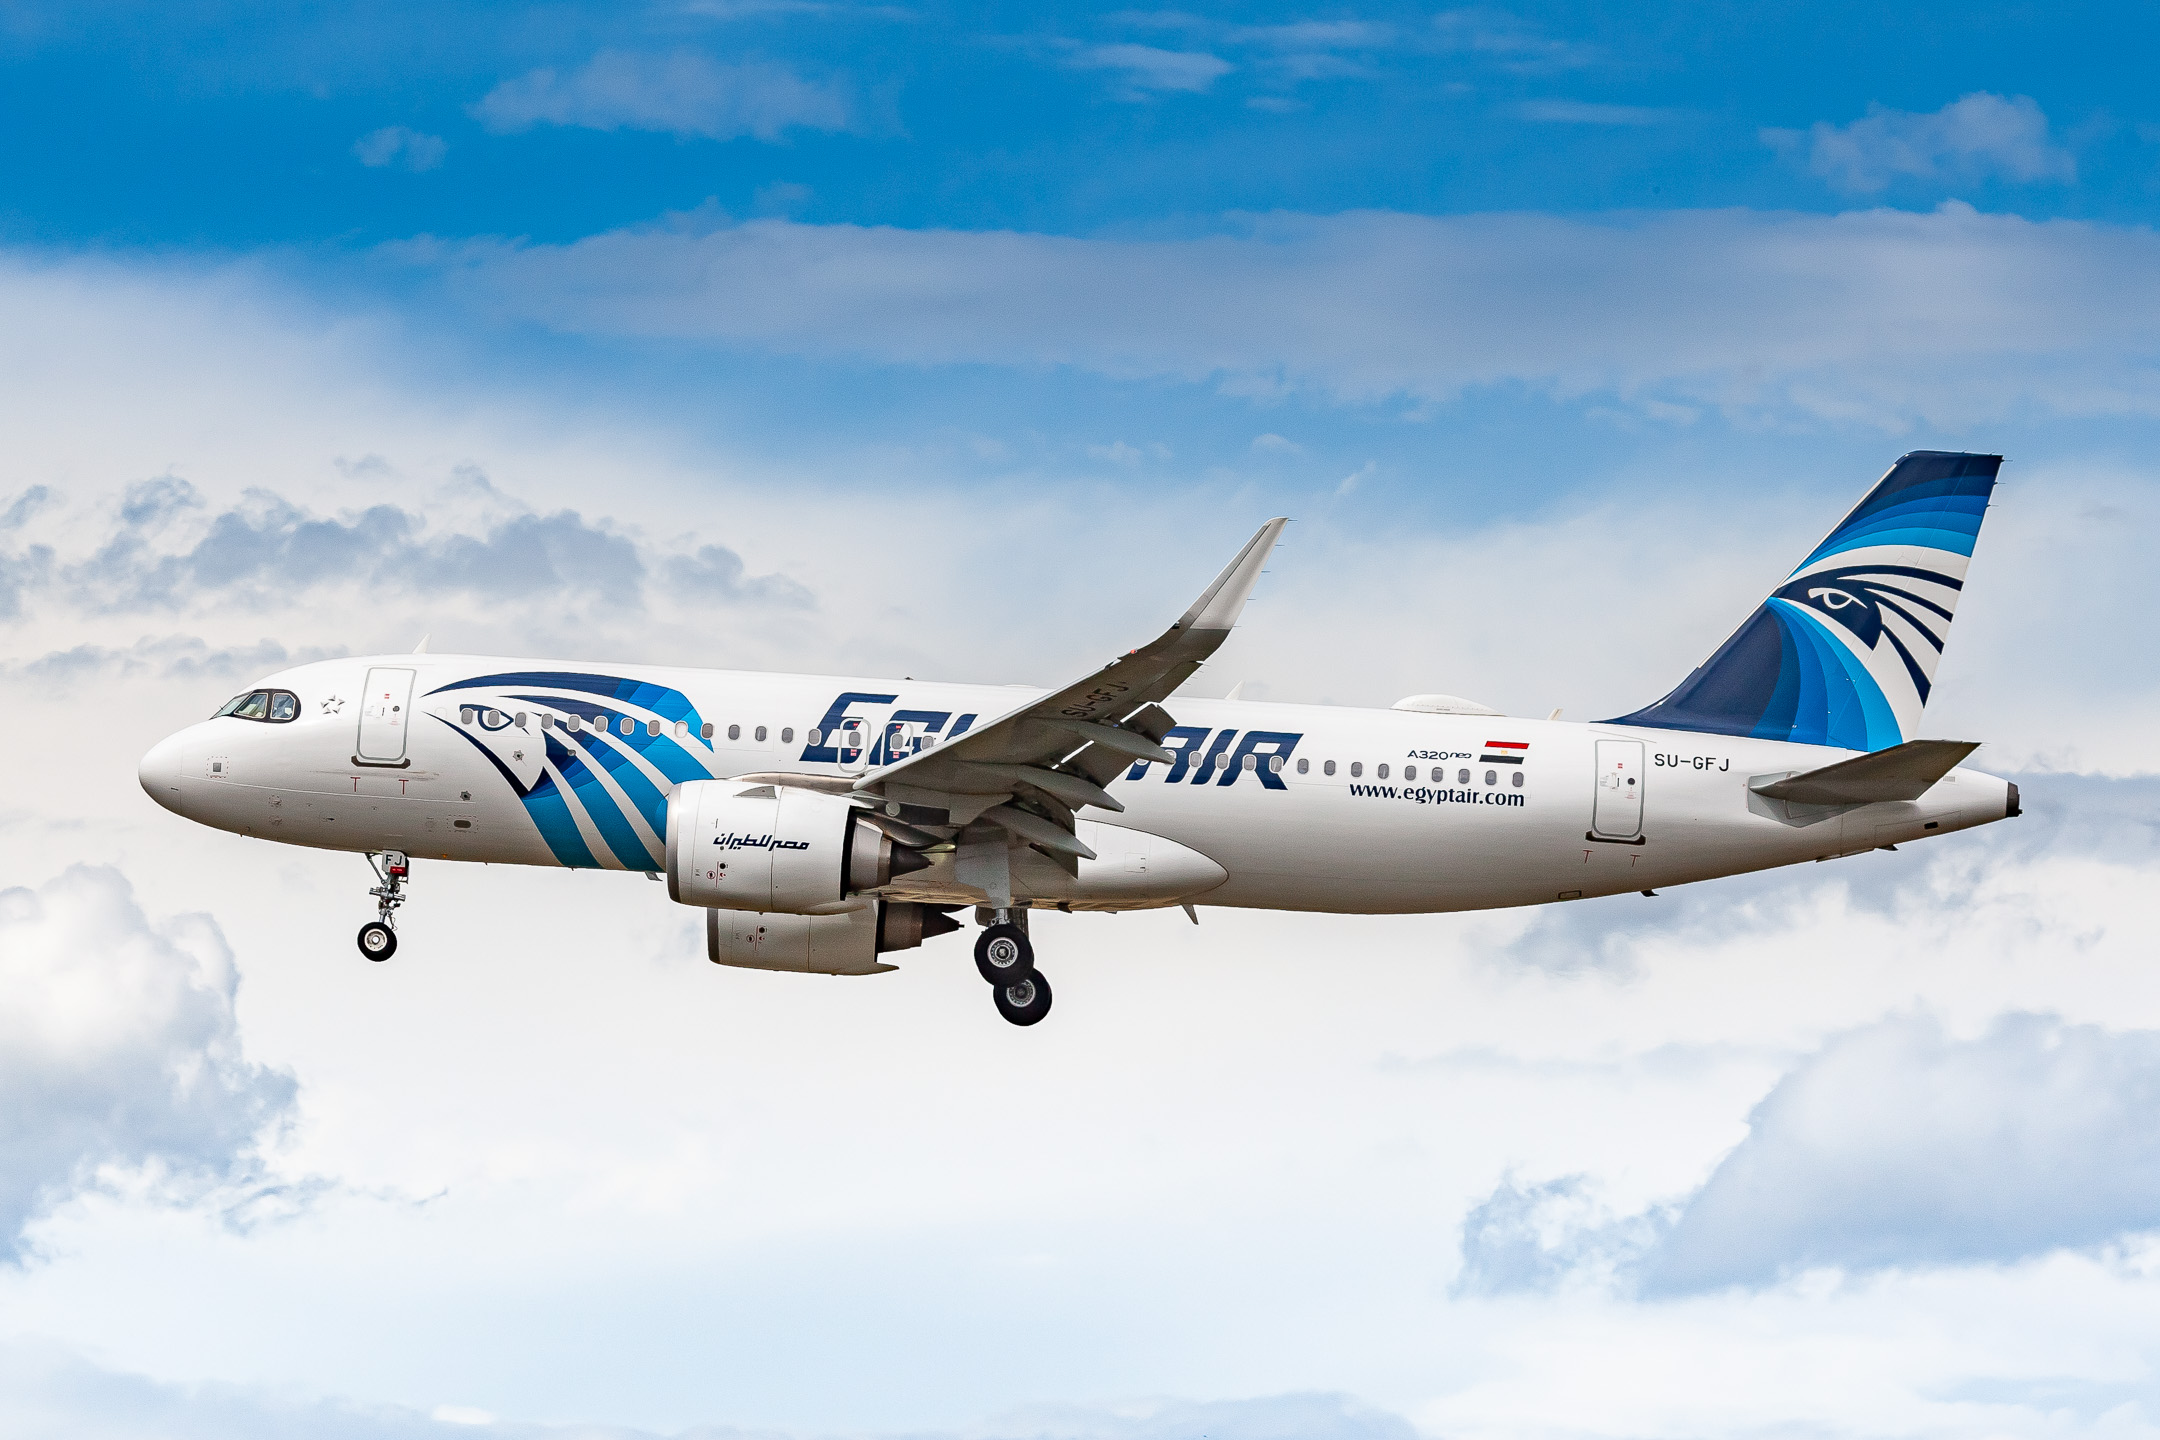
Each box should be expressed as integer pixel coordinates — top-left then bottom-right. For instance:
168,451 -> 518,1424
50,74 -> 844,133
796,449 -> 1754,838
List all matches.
138,730 -> 191,814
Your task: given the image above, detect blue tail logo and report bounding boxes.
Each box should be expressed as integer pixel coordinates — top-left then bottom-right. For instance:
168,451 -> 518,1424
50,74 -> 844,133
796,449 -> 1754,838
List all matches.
1609,451 -> 2000,751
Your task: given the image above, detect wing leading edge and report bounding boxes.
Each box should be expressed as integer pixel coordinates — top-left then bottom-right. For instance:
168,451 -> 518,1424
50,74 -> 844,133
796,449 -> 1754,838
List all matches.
855,518 -> 1287,876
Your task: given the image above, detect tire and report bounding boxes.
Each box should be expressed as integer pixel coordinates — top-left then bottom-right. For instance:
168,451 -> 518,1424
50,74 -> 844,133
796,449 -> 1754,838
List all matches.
993,970 -> 1053,1027
357,921 -> 397,962
973,922 -> 1033,984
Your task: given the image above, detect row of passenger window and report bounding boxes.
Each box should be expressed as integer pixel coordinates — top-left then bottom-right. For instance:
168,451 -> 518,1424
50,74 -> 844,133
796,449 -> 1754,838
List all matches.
1293,756 -> 1524,787
457,707 -> 831,748
446,707 -> 1526,790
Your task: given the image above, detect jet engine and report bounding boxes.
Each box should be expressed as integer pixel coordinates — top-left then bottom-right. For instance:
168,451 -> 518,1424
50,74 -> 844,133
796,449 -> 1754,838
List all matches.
665,779 -> 932,914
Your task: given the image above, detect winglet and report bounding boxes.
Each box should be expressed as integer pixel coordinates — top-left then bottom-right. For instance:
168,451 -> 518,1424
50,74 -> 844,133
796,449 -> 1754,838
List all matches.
1175,518 -> 1287,637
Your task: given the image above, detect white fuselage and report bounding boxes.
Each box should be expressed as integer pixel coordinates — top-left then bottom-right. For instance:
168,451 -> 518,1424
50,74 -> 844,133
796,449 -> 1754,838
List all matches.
138,653 -> 2016,915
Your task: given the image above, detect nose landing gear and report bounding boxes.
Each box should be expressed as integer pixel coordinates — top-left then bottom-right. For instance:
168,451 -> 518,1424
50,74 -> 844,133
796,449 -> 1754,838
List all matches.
974,910 -> 1051,1026
358,851 -> 409,962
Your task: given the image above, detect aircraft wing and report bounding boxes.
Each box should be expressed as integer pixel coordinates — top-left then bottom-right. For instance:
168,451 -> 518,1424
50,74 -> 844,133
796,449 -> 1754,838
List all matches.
854,518 -> 1288,863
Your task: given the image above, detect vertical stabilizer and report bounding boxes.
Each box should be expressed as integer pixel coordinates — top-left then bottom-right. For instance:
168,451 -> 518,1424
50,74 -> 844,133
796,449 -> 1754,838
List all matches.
1609,451 -> 2000,750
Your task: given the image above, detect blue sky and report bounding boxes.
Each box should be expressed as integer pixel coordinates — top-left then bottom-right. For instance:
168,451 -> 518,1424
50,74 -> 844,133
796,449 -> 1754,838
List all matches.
4,3 -> 2160,1438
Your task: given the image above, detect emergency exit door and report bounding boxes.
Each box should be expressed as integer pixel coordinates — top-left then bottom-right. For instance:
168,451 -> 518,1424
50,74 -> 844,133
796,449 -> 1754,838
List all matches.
357,667 -> 416,763
1592,739 -> 1644,839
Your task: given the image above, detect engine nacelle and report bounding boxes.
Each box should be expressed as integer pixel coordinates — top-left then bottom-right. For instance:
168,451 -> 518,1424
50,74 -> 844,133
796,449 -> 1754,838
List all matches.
666,780 -> 927,915
703,899 -> 964,976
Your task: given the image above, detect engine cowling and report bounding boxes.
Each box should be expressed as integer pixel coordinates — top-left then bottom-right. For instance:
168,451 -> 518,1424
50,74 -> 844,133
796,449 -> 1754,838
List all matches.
666,780 -> 928,914
704,899 -> 964,975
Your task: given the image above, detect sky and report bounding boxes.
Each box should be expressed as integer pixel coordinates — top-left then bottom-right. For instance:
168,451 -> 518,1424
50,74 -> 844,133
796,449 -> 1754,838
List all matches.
2,2 -> 2160,1437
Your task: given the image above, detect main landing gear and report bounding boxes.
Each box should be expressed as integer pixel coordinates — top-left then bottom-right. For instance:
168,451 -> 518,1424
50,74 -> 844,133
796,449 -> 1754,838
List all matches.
975,912 -> 1051,1026
358,850 -> 409,962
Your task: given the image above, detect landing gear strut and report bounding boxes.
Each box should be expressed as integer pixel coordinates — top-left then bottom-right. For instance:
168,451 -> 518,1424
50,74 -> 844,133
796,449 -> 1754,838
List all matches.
358,850 -> 409,962
974,910 -> 1051,1026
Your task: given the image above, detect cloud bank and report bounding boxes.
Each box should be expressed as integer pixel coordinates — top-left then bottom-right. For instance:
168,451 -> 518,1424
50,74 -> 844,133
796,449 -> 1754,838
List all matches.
429,203 -> 2160,427
0,867 -> 296,1263
1645,1012 -> 2160,1293
2,477 -> 808,632
1460,1010 -> 2160,1297
0,1342 -> 1419,1440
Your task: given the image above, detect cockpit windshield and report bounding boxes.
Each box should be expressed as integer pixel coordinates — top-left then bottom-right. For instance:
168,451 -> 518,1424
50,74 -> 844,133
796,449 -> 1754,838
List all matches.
214,689 -> 300,723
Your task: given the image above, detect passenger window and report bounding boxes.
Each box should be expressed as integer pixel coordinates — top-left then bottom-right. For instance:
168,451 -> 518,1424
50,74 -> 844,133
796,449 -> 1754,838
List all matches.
645,720 -> 659,737
808,728 -> 823,746
618,717 -> 634,736
728,724 -> 741,740
1296,758 -> 1309,774
1242,754 -> 1256,770
460,706 -> 476,725
513,711 -> 527,728
269,693 -> 298,721
1512,771 -> 1524,788
755,725 -> 768,742
701,722 -> 715,739
1350,762 -> 1362,778
1404,765 -> 1417,781
1269,755 -> 1284,773
1324,760 -> 1336,776
782,727 -> 794,743
1485,770 -> 1497,785
566,715 -> 582,734
486,709 -> 502,726
1458,768 -> 1470,784
540,714 -> 555,730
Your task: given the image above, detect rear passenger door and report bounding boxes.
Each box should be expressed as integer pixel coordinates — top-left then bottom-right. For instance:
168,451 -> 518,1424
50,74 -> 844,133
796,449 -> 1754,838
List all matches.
1592,739 -> 1644,838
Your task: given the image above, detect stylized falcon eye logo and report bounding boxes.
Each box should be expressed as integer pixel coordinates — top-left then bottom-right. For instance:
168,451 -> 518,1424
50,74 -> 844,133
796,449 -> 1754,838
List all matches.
1777,572 -> 1886,649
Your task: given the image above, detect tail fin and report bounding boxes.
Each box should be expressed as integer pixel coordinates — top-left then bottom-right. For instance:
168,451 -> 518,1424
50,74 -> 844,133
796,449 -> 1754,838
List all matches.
1609,451 -> 2001,751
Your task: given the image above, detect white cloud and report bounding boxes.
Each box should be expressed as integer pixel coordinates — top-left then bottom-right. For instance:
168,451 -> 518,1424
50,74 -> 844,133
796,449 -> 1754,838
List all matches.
0,867 -> 295,1263
1516,99 -> 1672,126
1642,1012 -> 2160,1294
1067,42 -> 1232,98
1455,1174 -> 1662,1296
1431,9 -> 1595,71
0,1345 -> 1419,1440
473,50 -> 850,140
425,204 -> 2160,430
352,126 -> 447,173
1765,92 -> 2076,194
0,475 -> 810,668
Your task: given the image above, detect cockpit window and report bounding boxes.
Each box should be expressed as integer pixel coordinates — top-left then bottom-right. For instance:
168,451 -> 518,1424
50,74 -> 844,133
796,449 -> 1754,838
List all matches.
214,689 -> 301,723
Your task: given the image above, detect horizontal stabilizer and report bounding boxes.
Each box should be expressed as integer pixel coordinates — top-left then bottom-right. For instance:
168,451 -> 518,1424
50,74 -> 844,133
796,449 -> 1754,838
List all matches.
1749,739 -> 1980,806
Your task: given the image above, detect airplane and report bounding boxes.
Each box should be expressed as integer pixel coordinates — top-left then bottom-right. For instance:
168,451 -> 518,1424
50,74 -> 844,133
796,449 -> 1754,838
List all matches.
138,451 -> 2017,1026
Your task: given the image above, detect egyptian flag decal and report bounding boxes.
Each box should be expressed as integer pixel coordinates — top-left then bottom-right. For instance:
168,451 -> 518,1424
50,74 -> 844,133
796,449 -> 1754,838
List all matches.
1480,739 -> 1529,764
